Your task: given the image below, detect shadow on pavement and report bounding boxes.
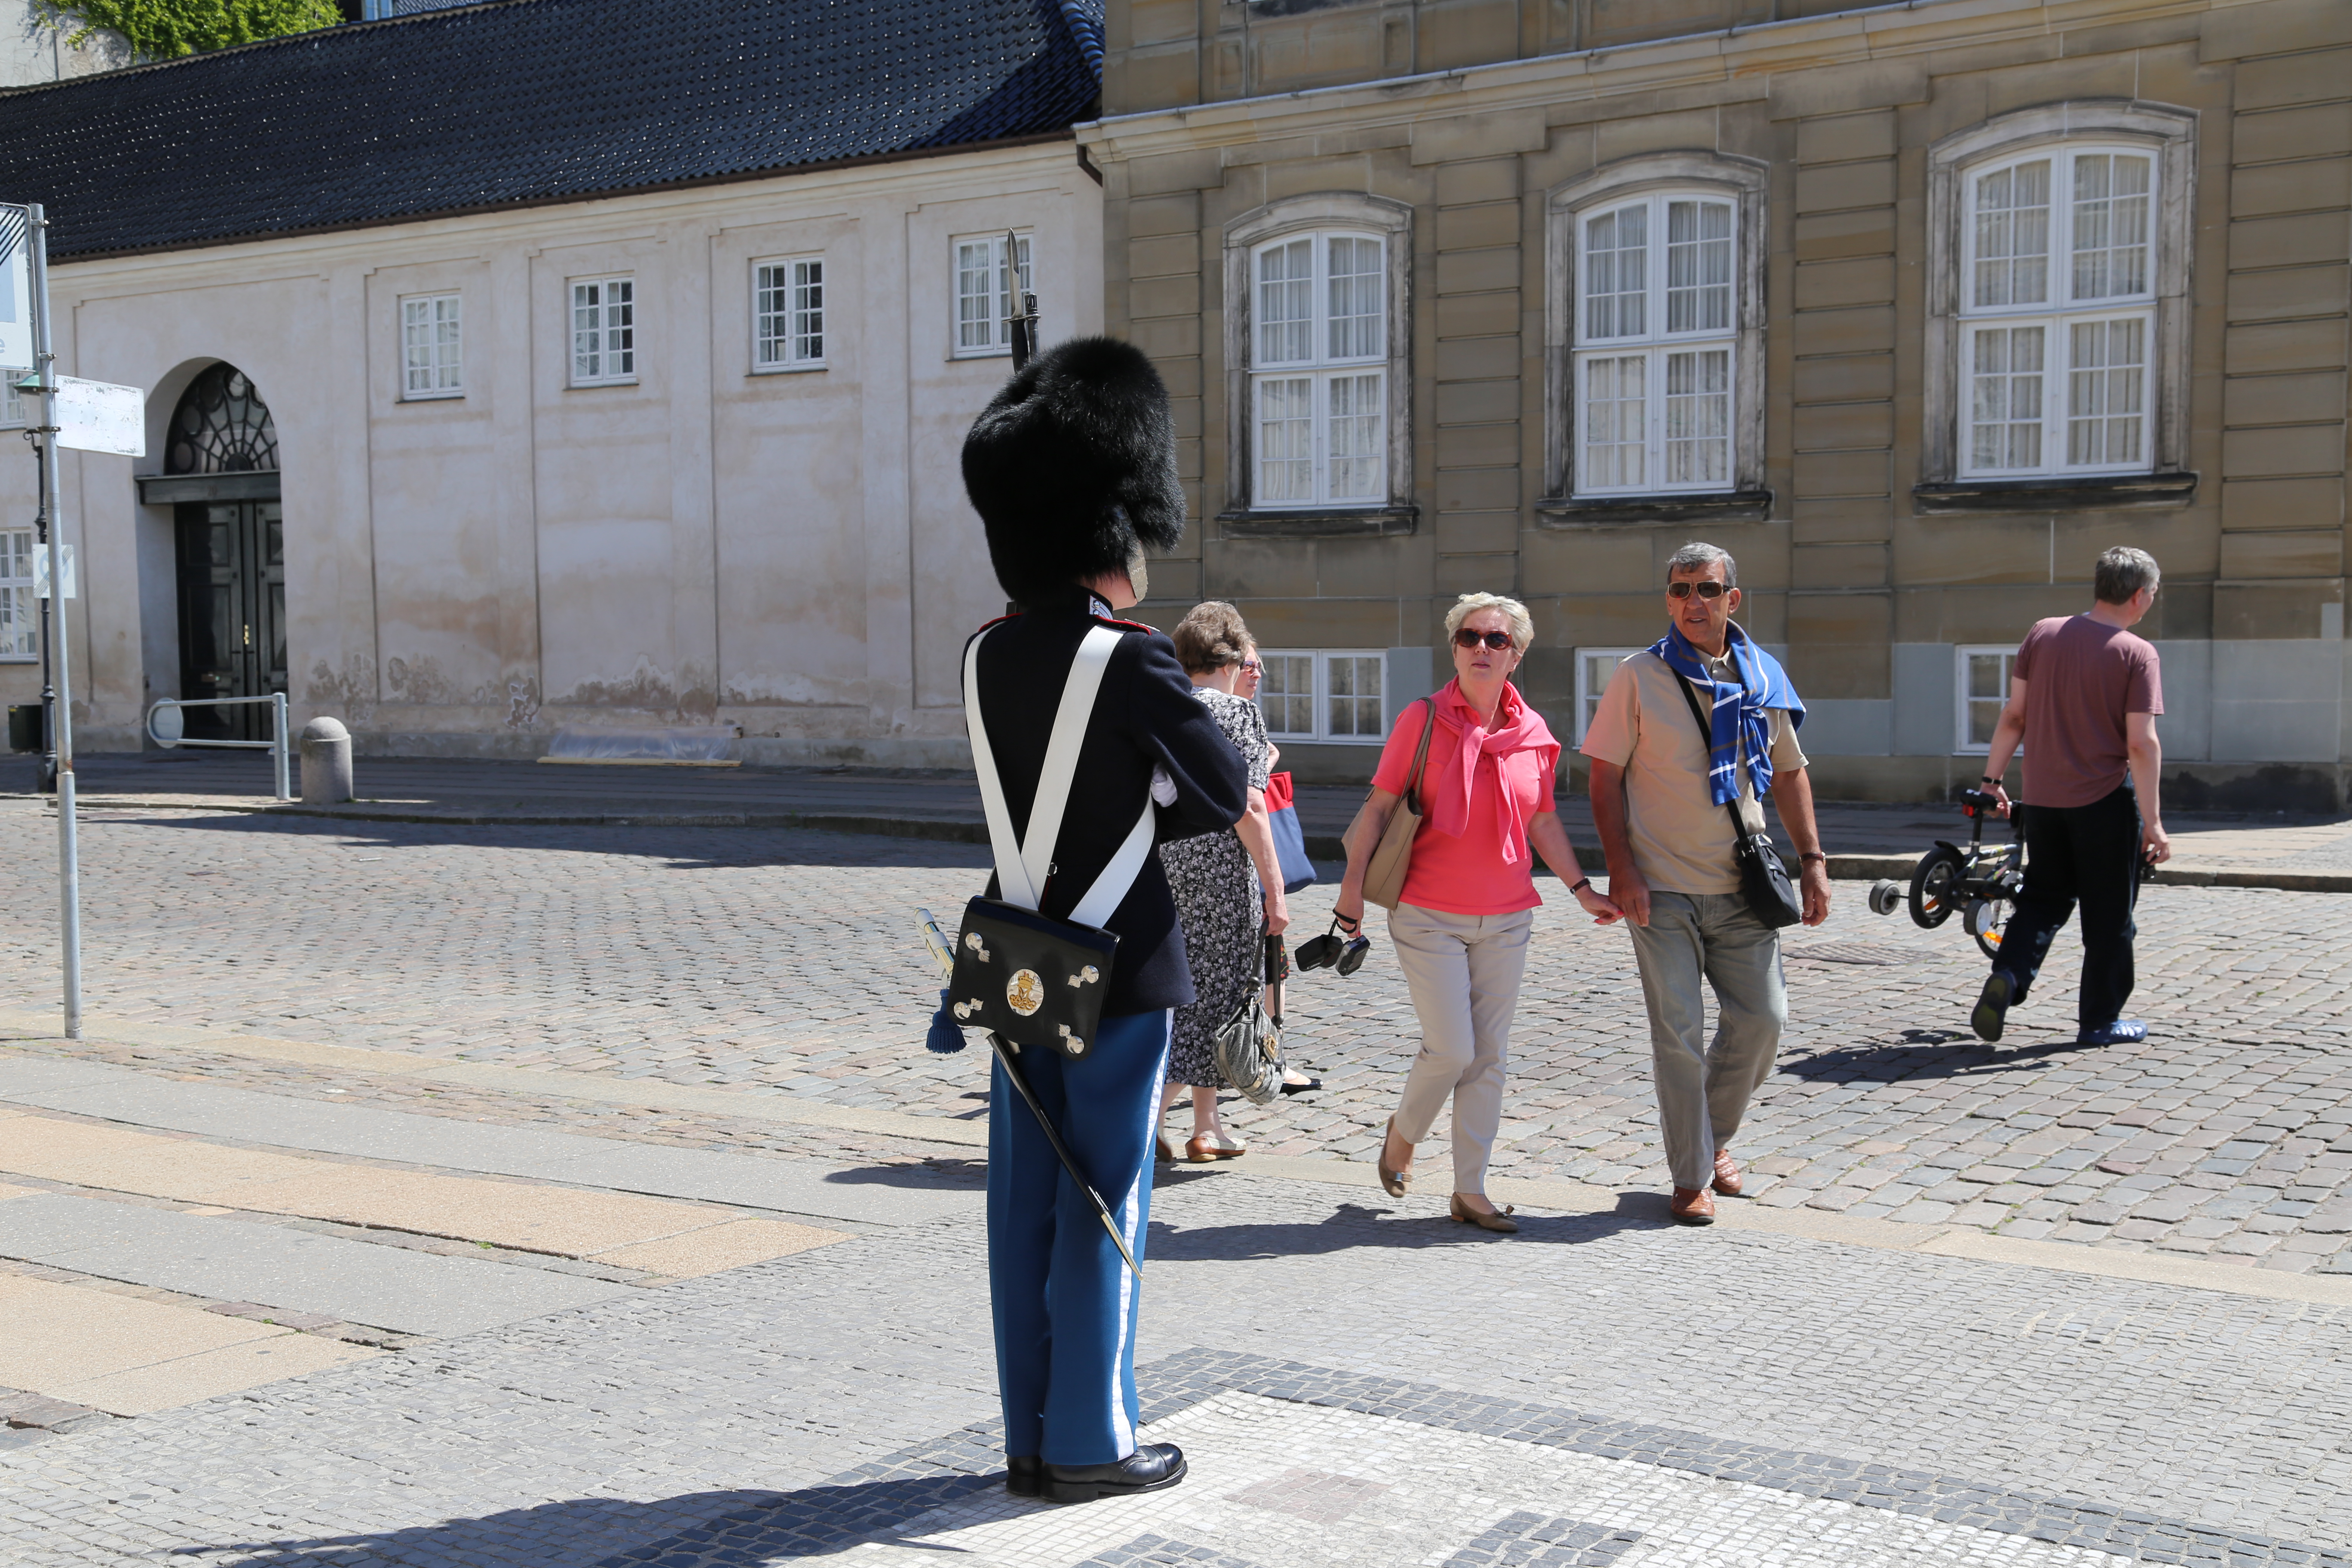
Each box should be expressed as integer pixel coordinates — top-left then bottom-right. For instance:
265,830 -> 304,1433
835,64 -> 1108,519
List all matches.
84,808 -> 998,872
182,1471 -> 1006,1565
824,1159 -> 988,1189
1781,1029 -> 2104,1083
1147,1197 -> 1657,1260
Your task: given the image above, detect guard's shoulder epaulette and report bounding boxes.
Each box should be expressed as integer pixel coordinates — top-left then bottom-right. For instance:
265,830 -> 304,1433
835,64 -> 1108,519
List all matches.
971,612 -> 1022,637
1092,614 -> 1158,636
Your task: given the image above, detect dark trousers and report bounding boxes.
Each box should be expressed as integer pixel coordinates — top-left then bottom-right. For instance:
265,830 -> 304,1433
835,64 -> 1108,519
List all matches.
988,1008 -> 1168,1467
1995,785 -> 2143,1029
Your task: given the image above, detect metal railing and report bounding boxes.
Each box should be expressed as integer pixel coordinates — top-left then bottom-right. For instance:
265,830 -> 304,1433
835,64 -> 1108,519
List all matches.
147,693 -> 293,802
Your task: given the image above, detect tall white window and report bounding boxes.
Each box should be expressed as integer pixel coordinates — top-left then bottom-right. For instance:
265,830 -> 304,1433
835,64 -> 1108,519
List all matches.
953,233 -> 1031,357
0,529 -> 34,660
1257,649 -> 1387,743
755,257 -> 824,370
571,276 -> 635,386
1574,647 -> 1642,744
401,294 -> 462,398
1956,646 -> 2021,753
1958,148 -> 2155,479
0,377 -> 21,428
1250,231 -> 1387,508
1572,193 -> 1736,496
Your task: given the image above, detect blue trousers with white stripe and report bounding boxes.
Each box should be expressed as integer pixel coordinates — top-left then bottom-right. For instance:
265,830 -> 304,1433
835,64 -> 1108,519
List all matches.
988,1008 -> 1169,1467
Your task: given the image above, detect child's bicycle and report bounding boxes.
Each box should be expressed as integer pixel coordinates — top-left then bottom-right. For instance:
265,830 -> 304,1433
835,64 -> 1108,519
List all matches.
1865,787 -> 2021,960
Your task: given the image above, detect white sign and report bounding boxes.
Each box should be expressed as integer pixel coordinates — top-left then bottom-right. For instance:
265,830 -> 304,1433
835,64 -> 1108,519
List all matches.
54,376 -> 143,456
0,208 -> 29,375
32,542 -> 73,599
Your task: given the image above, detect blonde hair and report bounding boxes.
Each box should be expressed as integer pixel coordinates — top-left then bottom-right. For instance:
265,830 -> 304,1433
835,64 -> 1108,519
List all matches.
1445,592 -> 1534,653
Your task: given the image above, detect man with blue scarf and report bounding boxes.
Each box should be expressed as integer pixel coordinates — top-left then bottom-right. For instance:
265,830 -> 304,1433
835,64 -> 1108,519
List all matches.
1582,542 -> 1831,1225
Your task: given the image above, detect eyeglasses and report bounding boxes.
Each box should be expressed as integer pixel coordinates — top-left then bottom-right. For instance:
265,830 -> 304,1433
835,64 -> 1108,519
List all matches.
1452,628 -> 1513,651
1237,659 -> 1262,674
1666,580 -> 1730,600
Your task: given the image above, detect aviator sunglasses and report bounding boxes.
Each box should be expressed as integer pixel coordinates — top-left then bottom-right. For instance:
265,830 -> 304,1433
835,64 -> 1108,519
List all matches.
1666,580 -> 1730,600
1295,916 -> 1372,976
1452,628 -> 1513,651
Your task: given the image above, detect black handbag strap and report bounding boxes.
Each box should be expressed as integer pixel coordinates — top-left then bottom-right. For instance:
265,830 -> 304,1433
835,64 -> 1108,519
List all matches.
1669,666 -> 1762,844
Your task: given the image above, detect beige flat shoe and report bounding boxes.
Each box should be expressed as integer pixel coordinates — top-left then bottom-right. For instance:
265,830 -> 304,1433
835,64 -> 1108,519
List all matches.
1450,1194 -> 1518,1234
1377,1118 -> 1411,1198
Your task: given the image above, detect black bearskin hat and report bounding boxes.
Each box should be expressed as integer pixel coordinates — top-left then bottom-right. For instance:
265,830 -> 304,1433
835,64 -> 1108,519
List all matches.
962,336 -> 1185,609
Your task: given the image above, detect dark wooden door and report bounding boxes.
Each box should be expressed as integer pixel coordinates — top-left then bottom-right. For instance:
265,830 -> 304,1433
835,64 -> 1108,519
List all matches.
175,500 -> 285,741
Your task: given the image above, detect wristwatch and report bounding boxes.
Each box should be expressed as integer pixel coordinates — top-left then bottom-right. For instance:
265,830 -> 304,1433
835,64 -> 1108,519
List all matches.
1568,877 -> 1592,894
1798,852 -> 1827,865
1980,775 -> 2001,785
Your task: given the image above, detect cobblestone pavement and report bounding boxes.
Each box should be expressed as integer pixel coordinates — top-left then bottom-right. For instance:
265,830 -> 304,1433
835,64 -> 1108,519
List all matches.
3,1170 -> 2350,1564
2,807 -> 2349,1276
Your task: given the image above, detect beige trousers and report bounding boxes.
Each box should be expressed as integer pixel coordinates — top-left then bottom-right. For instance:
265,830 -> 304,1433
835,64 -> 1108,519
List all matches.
1386,902 -> 1534,1194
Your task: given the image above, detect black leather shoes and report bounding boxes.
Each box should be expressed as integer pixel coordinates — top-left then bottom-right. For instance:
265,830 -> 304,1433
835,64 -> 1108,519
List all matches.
1040,1443 -> 1187,1504
1971,971 -> 2014,1043
1005,1455 -> 1041,1497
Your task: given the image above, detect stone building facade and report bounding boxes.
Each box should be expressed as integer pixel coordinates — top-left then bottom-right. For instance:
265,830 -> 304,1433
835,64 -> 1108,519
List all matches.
1086,0 -> 2352,806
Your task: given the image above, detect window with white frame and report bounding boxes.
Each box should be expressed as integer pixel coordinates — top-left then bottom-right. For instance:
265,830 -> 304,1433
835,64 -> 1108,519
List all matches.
570,276 -> 635,386
1574,647 -> 1642,744
952,233 -> 1031,357
0,376 -> 21,427
401,294 -> 462,399
1257,650 -> 1388,744
0,529 -> 34,661
755,257 -> 824,370
1250,230 -> 1387,509
1571,191 -> 1737,496
1956,646 -> 2020,753
1957,147 -> 2157,478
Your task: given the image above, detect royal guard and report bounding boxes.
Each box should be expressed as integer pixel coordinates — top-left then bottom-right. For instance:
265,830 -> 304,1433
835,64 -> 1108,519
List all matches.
947,337 -> 1248,1504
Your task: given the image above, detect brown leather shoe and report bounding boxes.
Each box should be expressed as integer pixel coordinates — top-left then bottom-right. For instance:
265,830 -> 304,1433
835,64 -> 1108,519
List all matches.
1185,1130 -> 1246,1163
1670,1186 -> 1716,1225
1711,1150 -> 1743,1197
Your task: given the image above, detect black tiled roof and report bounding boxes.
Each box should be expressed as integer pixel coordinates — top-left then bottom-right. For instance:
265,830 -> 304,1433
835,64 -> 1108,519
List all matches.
0,0 -> 1103,260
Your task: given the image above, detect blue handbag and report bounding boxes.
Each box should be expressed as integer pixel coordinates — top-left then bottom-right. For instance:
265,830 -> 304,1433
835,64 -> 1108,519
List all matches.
1264,771 -> 1317,894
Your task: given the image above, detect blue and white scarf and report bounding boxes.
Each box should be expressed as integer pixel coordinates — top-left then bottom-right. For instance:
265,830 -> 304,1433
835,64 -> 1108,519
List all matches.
1649,622 -> 1806,806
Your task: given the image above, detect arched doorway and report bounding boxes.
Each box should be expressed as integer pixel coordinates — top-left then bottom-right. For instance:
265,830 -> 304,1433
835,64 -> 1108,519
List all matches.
160,364 -> 282,741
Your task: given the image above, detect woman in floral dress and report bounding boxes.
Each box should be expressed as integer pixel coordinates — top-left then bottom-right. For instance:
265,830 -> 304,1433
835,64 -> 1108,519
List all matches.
1157,602 -> 1289,1161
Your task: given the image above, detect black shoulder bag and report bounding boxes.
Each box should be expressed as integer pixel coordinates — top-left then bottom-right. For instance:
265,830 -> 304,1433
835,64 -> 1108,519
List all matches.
946,623 -> 1159,1060
1671,672 -> 1804,930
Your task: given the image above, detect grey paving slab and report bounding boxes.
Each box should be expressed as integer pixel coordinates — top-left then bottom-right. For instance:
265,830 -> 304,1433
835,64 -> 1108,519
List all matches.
0,1056 -> 981,1227
0,1191 -> 634,1335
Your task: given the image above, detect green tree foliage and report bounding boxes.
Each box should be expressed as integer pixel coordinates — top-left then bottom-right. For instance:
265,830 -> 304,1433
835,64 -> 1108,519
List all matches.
46,0 -> 342,59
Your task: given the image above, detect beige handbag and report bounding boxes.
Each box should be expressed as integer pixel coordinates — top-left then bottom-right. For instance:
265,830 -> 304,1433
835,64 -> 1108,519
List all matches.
1360,698 -> 1436,910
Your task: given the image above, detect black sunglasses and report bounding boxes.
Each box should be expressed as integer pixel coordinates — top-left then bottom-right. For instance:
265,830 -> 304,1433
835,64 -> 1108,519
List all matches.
1452,628 -> 1513,651
1666,580 -> 1730,600
1295,917 -> 1371,977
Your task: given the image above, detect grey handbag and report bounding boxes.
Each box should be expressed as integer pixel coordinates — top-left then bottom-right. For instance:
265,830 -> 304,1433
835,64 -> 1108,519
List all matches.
1213,934 -> 1286,1107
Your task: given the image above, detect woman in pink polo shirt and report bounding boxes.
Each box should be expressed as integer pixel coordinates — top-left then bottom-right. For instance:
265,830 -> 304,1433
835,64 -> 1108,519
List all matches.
1331,592 -> 1621,1232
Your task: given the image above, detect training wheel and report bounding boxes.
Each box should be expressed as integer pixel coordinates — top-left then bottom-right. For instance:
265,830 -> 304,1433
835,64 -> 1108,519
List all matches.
1866,879 -> 1902,917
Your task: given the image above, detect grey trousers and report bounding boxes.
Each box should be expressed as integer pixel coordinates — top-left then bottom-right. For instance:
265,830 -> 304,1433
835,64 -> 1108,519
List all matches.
1626,891 -> 1788,1192
1387,902 -> 1534,1195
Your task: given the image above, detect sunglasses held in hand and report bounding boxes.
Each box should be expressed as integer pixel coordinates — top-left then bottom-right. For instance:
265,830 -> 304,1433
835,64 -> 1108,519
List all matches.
1295,916 -> 1371,976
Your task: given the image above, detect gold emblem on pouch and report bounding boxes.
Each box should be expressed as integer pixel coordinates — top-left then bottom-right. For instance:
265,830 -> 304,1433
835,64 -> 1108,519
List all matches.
1006,968 -> 1046,1016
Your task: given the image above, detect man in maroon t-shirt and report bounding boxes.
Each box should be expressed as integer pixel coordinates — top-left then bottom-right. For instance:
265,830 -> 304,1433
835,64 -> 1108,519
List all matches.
1971,546 -> 2170,1047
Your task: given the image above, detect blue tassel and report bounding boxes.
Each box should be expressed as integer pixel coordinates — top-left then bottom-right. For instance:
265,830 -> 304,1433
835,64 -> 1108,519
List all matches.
926,989 -> 967,1054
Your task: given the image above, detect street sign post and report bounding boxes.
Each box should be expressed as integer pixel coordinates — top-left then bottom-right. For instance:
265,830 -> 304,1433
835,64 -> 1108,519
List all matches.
13,203 -> 82,1038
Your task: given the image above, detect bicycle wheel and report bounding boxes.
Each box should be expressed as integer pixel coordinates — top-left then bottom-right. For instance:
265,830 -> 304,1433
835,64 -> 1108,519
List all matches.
1966,895 -> 2012,960
1908,846 -> 1965,928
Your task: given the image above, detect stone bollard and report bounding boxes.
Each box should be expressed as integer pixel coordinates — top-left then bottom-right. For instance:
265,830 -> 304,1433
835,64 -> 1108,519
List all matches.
300,716 -> 354,805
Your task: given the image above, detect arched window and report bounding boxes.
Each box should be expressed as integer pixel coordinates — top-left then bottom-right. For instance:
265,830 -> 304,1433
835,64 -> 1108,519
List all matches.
1220,193 -> 1414,533
1922,101 -> 2196,502
165,363 -> 279,475
1543,153 -> 1769,518
1957,145 -> 2158,477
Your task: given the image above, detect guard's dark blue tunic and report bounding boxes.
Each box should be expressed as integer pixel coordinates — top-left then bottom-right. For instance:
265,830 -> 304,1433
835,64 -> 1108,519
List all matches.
965,601 -> 1246,1465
